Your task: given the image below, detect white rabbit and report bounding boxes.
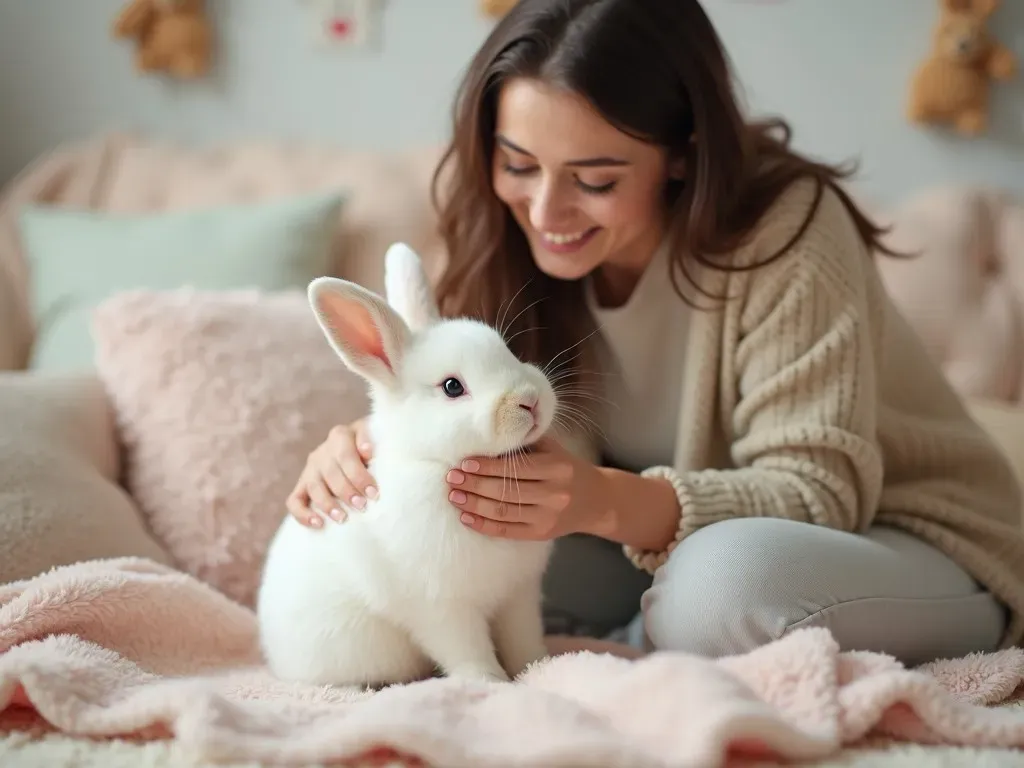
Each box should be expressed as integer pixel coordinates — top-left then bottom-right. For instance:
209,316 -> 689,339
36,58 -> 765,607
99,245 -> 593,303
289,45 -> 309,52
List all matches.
257,242 -> 557,688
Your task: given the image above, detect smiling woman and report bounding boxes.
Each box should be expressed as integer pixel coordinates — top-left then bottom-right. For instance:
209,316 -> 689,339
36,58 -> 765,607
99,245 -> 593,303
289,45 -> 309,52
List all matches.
490,79 -> 676,305
286,0 -> 1024,668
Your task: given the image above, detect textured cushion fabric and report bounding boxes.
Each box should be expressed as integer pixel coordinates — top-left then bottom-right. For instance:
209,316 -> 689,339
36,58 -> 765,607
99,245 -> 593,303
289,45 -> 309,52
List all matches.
0,133 -> 126,372
0,133 -> 445,372
874,186 -> 1024,404
99,138 -> 448,298
20,190 -> 345,372
91,288 -> 370,607
967,397 -> 1024,490
0,371 -> 172,584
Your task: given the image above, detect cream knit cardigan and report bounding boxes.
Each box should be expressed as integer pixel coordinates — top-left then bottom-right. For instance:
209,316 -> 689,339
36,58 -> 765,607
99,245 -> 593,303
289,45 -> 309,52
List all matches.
605,178 -> 1024,648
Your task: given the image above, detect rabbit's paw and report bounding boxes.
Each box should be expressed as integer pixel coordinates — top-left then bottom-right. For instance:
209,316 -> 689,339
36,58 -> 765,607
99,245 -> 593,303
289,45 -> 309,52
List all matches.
447,663 -> 510,683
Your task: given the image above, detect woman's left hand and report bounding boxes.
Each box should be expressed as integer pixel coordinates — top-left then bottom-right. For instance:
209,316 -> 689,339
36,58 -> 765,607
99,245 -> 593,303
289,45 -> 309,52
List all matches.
446,435 -> 609,540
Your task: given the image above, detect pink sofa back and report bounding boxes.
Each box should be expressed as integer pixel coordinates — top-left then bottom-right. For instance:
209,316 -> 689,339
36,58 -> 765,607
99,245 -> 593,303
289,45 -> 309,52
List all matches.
874,185 -> 1024,404
3,135 -> 1023,408
0,133 -> 448,371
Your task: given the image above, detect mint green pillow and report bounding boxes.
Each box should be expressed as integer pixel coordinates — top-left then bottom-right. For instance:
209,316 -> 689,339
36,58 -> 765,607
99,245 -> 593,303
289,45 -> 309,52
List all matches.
21,192 -> 344,371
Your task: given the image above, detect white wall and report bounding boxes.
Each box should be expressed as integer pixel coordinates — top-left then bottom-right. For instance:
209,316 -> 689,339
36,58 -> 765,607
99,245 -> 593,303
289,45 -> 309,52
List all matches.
0,0 -> 1022,204
706,0 -> 1024,205
0,0 -> 494,180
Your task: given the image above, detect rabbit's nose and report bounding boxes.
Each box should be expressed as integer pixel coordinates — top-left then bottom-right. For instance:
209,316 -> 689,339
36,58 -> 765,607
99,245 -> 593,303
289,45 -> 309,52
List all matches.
519,394 -> 539,419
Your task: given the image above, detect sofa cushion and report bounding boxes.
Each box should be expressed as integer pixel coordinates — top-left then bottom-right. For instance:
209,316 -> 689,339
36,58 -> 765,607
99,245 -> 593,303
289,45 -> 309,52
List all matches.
100,139 -> 449,298
0,133 -> 127,372
967,397 -> 1024,492
91,288 -> 370,607
0,372 -> 172,584
875,186 -> 1024,404
20,190 -> 345,372
0,134 -> 447,372
101,141 -> 450,301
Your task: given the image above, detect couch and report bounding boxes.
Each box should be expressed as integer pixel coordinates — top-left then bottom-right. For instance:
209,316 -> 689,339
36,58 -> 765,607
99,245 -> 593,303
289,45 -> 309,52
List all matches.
2,132 -> 1024,767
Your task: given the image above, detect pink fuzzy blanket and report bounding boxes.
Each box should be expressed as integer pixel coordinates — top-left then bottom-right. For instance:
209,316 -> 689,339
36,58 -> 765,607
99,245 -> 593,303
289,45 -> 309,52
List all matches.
2,558 -> 1024,767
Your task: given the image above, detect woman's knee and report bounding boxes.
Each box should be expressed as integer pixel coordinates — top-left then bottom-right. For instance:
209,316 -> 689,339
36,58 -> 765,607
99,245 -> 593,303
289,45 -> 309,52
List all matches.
639,517 -> 1009,663
640,518 -> 817,657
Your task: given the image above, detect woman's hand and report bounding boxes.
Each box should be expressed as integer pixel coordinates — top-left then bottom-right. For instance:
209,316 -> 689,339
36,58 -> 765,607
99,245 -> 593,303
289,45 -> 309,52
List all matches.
446,435 -> 611,540
285,418 -> 378,528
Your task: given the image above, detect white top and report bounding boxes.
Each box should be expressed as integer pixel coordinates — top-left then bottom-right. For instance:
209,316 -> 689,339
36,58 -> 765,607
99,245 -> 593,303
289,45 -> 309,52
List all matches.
584,241 -> 690,473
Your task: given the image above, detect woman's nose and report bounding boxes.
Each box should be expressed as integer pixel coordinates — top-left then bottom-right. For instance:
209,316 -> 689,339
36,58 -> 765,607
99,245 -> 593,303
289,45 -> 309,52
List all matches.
528,180 -> 571,232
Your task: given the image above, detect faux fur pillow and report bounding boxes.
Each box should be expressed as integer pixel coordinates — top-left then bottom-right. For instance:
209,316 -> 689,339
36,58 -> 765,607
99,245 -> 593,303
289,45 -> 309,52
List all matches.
91,289 -> 370,607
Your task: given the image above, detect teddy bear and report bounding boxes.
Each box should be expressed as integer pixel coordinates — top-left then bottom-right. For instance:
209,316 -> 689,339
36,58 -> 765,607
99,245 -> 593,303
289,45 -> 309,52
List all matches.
480,0 -> 520,18
113,0 -> 213,80
906,0 -> 1016,136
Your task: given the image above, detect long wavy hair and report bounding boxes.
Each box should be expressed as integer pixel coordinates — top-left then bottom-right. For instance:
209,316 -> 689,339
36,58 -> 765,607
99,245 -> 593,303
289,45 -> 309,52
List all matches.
429,0 -> 896,419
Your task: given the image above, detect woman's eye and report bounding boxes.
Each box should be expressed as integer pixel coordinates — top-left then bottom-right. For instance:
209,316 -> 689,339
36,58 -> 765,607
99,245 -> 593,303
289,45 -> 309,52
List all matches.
501,163 -> 536,176
500,161 -> 616,194
576,178 -> 617,195
441,377 -> 466,398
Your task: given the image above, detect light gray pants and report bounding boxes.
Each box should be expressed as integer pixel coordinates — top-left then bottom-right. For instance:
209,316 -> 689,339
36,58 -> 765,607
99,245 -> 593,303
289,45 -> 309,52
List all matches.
541,518 -> 1008,667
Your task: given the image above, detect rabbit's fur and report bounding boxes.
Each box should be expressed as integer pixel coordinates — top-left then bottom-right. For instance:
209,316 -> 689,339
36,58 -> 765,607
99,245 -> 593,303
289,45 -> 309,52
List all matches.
257,243 -> 556,686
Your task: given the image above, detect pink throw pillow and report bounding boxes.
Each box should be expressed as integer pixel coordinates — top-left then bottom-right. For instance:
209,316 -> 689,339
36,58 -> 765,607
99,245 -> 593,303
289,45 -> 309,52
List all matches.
92,289 -> 369,607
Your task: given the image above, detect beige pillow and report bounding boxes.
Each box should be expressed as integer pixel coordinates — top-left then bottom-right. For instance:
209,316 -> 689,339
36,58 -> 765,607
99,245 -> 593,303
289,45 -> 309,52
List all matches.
0,372 -> 172,583
91,289 -> 370,607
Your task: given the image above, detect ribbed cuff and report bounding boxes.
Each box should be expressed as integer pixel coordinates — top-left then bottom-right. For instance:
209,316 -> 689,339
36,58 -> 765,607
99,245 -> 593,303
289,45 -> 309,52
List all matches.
621,466 -> 739,574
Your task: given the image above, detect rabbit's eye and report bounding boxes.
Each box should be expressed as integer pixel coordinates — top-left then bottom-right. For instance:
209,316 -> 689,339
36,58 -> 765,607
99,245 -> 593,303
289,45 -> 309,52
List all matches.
441,377 -> 466,398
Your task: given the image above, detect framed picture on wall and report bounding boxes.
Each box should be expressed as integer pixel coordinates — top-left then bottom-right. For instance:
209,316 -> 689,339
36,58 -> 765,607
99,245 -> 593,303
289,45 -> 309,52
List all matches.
304,0 -> 384,48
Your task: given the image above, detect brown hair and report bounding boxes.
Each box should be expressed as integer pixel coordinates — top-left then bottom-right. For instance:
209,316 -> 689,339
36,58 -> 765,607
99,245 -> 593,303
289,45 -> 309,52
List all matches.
430,0 -> 895,401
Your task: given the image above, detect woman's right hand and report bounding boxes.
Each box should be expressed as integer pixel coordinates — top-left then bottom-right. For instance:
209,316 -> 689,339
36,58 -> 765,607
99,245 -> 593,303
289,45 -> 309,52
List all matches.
285,418 -> 378,528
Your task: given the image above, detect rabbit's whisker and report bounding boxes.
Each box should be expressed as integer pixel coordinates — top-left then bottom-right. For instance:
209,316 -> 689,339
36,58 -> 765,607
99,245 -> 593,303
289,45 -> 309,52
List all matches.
545,324 -> 605,374
553,407 -> 606,442
497,279 -> 534,340
552,385 -> 616,411
504,325 -> 546,346
501,296 -> 545,343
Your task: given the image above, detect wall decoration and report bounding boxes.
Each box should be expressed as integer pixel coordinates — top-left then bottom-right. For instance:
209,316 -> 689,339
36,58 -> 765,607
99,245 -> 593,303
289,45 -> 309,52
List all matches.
906,0 -> 1017,136
305,0 -> 385,48
112,0 -> 213,80
480,0 -> 519,19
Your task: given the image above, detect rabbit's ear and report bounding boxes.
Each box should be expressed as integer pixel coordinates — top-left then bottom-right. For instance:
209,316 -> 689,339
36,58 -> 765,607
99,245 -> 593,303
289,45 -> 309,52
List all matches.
383,242 -> 440,332
308,277 -> 409,390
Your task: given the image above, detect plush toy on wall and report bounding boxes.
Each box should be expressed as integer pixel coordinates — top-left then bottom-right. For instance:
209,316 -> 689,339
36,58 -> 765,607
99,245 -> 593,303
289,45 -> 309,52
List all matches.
113,0 -> 213,80
480,0 -> 519,18
907,0 -> 1016,136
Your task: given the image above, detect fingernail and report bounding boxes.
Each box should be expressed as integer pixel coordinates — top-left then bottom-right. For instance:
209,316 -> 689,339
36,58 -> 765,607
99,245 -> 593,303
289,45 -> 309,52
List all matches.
359,443 -> 372,453
308,516 -> 323,528
461,459 -> 479,473
450,490 -> 467,504
330,508 -> 346,521
365,486 -> 379,500
460,512 -> 475,525
351,495 -> 366,510
447,469 -> 465,485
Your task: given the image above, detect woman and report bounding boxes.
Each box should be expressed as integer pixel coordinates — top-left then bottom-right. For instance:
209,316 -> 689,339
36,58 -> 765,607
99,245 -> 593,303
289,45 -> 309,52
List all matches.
287,0 -> 1024,665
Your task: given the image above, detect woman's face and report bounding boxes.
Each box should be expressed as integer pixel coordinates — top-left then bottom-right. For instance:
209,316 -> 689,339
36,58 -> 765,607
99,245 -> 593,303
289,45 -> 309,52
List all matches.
492,77 -> 676,286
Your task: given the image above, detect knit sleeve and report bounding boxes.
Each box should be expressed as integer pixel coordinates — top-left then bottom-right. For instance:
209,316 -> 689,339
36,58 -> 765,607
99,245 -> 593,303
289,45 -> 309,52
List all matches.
626,190 -> 887,573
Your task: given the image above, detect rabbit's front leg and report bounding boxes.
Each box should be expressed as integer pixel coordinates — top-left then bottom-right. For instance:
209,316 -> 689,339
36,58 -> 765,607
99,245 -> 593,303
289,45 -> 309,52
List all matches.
407,606 -> 509,682
492,578 -> 549,679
